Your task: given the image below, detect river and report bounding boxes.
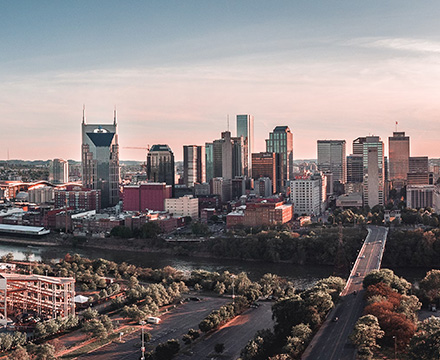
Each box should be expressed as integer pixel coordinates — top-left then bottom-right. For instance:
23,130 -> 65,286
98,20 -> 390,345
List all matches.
0,242 -> 334,289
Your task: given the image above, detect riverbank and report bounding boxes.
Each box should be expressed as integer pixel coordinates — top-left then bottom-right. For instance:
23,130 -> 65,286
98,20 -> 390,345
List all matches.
0,235 -> 60,247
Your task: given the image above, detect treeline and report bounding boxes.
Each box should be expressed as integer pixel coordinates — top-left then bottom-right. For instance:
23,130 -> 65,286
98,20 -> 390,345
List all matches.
203,227 -> 365,265
383,228 -> 440,267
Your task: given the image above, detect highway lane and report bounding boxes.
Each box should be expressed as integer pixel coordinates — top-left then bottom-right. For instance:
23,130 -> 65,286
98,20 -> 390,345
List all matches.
302,226 -> 388,360
177,301 -> 274,360
79,297 -> 230,360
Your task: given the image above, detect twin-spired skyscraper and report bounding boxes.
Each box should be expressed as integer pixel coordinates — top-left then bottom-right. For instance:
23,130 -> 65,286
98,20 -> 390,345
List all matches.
81,108 -> 120,208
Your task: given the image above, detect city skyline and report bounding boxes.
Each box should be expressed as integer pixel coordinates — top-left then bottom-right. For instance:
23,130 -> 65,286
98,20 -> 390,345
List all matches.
2,1 -> 440,160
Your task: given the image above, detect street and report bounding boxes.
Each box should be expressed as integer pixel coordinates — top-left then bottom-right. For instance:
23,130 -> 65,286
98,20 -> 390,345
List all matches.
302,226 -> 388,360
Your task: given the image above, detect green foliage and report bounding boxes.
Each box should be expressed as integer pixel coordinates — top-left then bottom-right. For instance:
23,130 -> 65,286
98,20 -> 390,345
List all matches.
350,315 -> 384,354
283,323 -> 312,359
191,222 -> 210,235
363,269 -> 411,294
199,302 -> 237,333
408,316 -> 440,360
240,329 -> 276,360
27,343 -> 56,360
419,269 -> 440,305
154,339 -> 180,360
110,225 -> 133,239
7,345 -> 30,360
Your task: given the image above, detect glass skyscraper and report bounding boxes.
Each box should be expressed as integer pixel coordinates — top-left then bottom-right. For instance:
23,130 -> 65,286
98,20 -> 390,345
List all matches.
236,114 -> 254,177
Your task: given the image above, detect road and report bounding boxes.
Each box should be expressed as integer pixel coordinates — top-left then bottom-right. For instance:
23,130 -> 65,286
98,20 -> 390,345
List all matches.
302,226 -> 388,360
79,297 -> 230,360
177,301 -> 274,360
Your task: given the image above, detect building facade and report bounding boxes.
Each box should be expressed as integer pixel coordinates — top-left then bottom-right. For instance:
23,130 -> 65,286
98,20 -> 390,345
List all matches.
407,185 -> 435,209
183,145 -> 206,187
317,140 -> 346,184
408,156 -> 429,185
123,183 -> 172,212
54,185 -> 101,211
165,195 -> 199,219
363,136 -> 385,207
252,152 -> 278,194
50,159 -> 69,184
236,114 -> 254,177
147,145 -> 175,194
265,126 -> 293,191
388,132 -> 410,188
81,109 -> 120,208
290,176 -> 322,216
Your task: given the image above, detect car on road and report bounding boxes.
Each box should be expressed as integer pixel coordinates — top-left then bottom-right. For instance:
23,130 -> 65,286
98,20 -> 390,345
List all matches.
360,255 -> 365,259
353,290 -> 357,295
332,316 -> 339,322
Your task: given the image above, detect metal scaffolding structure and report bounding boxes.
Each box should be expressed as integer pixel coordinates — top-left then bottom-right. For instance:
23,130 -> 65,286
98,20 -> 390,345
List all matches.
0,273 -> 75,325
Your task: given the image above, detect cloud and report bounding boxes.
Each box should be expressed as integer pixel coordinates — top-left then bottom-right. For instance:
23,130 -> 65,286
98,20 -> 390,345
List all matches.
348,37 -> 440,54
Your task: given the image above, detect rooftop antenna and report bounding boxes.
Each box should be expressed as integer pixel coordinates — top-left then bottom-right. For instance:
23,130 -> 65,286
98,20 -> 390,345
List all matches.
395,121 -> 398,132
114,105 -> 117,125
227,114 -> 229,132
82,104 -> 86,124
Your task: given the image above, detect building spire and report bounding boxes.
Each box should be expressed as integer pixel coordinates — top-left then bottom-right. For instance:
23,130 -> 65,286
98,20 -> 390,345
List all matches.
82,104 -> 86,124
114,106 -> 117,125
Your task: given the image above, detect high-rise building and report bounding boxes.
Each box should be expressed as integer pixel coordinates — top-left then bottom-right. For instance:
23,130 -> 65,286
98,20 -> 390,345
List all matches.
266,126 -> 293,191
347,154 -> 363,183
353,137 -> 367,155
388,132 -> 410,188
290,174 -> 323,216
81,109 -> 120,208
363,136 -> 385,207
211,131 -> 245,181
252,152 -> 278,194
317,140 -> 346,184
205,143 -> 214,182
147,145 -> 175,194
236,114 -> 254,177
183,145 -> 205,187
50,159 -> 69,184
408,156 -> 429,185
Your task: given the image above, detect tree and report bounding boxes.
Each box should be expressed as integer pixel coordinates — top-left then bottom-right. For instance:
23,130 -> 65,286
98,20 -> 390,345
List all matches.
283,323 -> 312,359
82,307 -> 99,320
419,269 -> 440,304
408,316 -> 440,360
82,319 -> 108,339
28,343 -> 56,360
363,269 -> 411,294
154,339 -> 180,360
350,315 -> 384,355
7,345 -> 30,360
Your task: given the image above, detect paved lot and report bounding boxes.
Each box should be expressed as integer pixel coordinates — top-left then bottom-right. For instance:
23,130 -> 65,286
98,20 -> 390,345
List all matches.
78,297 -> 230,360
177,301 -> 274,360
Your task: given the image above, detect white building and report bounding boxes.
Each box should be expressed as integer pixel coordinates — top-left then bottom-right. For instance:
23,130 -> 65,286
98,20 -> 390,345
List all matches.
290,176 -> 322,216
165,195 -> 199,219
407,185 -> 435,209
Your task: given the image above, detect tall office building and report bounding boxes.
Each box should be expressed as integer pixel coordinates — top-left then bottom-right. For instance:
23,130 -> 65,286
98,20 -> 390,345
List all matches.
353,137 -> 367,155
347,154 -> 363,183
205,143 -> 214,182
408,156 -> 429,185
50,158 -> 69,184
317,140 -> 346,184
252,152 -> 278,194
211,131 -> 245,181
388,132 -> 410,188
147,145 -> 175,194
266,126 -> 293,191
81,109 -> 120,208
362,136 -> 385,207
236,114 -> 254,177
183,145 -> 205,187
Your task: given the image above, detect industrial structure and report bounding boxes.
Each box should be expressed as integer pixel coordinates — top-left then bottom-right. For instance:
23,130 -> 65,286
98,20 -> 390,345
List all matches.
0,273 -> 75,326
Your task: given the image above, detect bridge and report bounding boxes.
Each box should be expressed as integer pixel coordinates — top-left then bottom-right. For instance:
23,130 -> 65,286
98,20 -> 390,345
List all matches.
302,225 -> 389,360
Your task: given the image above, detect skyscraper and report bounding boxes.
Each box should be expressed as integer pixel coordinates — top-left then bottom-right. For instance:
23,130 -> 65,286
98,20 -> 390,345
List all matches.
236,114 -> 254,177
252,152 -> 278,194
317,140 -> 346,184
81,108 -> 120,208
347,154 -> 363,183
50,158 -> 69,184
183,145 -> 206,187
362,136 -> 385,207
266,126 -> 293,191
147,145 -> 175,194
353,137 -> 367,155
388,132 -> 410,188
205,143 -> 214,182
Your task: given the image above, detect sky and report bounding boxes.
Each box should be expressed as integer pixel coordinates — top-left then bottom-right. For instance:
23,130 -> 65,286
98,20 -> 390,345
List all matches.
2,1 -> 440,161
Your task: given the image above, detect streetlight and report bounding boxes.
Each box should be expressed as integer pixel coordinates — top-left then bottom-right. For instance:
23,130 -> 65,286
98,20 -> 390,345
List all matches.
231,275 -> 236,304
140,320 -> 146,360
394,336 -> 398,359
